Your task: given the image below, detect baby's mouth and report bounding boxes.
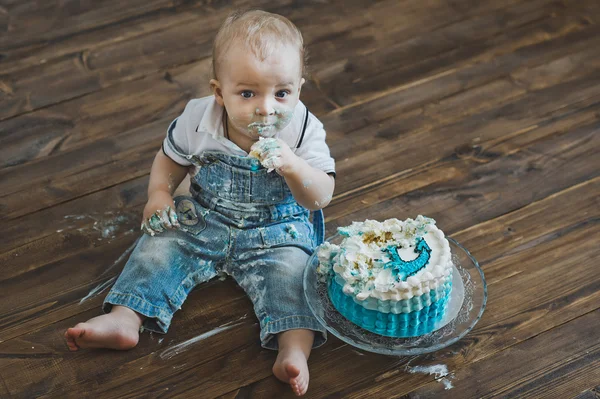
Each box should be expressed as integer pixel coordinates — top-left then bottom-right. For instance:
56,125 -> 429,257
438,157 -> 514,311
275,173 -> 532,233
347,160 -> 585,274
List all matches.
247,122 -> 277,137
248,122 -> 275,128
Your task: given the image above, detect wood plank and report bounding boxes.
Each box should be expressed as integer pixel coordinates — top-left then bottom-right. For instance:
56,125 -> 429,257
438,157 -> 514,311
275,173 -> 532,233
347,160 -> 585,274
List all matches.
325,98 -> 600,227
326,116 -> 599,242
321,23 -> 600,145
1,151 -> 596,399
0,236 -> 139,340
0,120 -> 167,220
0,74 -> 193,169
1,214 -> 140,284
0,1 -> 194,72
1,0 -> 183,51
336,310 -> 600,399
311,2 -> 595,106
453,178 -> 600,275
328,75 -> 600,203
0,0 -> 379,72
1,4 -> 596,172
403,310 -> 600,398
0,0 -> 575,129
0,176 -> 147,253
0,258 -> 248,344
0,0 -> 388,121
0,291 -> 257,398
0,57 -> 334,169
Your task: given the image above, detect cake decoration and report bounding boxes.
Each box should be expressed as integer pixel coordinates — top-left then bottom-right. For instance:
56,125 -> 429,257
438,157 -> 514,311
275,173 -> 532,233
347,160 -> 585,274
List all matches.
383,237 -> 432,282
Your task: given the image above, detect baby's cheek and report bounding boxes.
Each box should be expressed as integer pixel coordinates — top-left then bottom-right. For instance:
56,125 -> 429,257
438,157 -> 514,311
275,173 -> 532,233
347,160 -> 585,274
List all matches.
229,115 -> 250,130
274,108 -> 293,130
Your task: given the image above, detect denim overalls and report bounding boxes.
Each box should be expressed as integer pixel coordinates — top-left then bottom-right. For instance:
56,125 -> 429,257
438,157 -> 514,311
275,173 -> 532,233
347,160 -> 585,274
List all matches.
104,151 -> 327,350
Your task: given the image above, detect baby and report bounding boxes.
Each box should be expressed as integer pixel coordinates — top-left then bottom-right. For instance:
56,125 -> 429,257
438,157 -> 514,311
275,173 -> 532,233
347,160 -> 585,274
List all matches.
65,9 -> 336,396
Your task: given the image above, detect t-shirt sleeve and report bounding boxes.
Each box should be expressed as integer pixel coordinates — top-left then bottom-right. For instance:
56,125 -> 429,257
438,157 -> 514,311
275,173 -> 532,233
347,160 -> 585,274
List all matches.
294,113 -> 336,177
162,101 -> 195,166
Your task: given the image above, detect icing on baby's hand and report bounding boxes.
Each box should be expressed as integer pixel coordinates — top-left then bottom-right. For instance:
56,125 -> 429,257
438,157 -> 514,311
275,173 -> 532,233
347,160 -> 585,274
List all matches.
141,205 -> 180,236
249,138 -> 296,175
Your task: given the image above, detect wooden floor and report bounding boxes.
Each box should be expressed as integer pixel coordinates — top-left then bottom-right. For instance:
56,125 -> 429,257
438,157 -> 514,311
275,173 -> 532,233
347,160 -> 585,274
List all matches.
1,0 -> 599,397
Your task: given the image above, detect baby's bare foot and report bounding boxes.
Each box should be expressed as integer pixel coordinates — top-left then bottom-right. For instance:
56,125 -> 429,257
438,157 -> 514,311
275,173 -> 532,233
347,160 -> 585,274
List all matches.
64,307 -> 142,351
272,348 -> 310,396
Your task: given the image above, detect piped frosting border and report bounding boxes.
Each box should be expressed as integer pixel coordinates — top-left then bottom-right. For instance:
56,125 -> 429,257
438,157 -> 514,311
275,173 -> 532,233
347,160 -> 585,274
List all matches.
317,216 -> 453,303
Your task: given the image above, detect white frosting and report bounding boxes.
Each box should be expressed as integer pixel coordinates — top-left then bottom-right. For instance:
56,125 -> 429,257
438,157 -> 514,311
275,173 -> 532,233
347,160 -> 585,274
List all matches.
317,216 -> 453,302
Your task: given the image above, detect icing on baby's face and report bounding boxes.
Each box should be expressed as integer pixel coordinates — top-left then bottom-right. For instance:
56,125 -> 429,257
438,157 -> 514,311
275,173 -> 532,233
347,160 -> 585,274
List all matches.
246,108 -> 294,138
211,41 -> 304,141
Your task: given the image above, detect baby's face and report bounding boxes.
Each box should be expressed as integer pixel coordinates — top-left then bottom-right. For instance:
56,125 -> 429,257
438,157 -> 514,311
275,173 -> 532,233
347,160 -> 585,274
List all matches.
213,41 -> 305,140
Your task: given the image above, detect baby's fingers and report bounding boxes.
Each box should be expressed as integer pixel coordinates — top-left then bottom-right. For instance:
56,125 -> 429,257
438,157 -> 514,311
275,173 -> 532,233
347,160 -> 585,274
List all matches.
159,208 -> 172,229
167,206 -> 181,228
149,212 -> 166,233
141,219 -> 156,236
141,205 -> 179,236
159,206 -> 180,229
259,150 -> 281,170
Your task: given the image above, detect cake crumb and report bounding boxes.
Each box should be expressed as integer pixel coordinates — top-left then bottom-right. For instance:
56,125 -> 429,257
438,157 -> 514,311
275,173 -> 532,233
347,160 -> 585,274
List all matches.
286,224 -> 299,238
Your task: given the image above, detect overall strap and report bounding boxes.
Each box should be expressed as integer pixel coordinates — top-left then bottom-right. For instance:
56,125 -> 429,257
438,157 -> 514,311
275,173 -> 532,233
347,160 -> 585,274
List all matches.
311,209 -> 325,246
293,105 -> 310,149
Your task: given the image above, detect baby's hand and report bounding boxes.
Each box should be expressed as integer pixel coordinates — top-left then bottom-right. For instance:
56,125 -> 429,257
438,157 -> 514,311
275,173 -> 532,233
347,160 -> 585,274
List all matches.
141,191 -> 180,236
249,138 -> 298,175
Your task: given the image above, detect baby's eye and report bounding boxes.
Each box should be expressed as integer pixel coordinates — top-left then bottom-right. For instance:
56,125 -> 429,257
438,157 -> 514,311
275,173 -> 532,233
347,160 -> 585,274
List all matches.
275,90 -> 290,99
240,91 -> 254,99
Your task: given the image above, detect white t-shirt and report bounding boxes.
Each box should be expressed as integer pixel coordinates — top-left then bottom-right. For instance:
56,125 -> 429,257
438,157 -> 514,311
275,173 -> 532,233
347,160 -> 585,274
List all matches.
162,96 -> 336,176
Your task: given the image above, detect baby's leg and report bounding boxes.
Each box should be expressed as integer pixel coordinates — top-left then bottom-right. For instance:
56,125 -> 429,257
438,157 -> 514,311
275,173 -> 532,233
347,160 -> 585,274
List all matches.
272,329 -> 314,396
65,305 -> 143,351
229,241 -> 326,396
66,197 -> 226,351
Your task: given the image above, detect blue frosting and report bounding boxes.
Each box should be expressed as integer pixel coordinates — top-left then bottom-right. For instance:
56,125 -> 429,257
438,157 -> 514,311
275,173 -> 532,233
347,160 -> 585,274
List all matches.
328,278 -> 451,337
383,237 -> 432,281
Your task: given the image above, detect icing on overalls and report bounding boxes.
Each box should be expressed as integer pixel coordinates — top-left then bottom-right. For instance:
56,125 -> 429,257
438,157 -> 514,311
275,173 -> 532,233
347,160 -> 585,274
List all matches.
104,150 -> 327,349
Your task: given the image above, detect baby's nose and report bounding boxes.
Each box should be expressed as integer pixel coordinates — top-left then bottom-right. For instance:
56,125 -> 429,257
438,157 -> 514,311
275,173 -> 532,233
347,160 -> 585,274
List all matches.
255,102 -> 275,116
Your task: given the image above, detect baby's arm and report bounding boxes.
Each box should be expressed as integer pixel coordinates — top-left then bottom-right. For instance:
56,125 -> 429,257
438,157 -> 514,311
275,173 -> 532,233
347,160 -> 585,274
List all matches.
141,150 -> 189,235
283,159 -> 335,210
249,138 -> 334,210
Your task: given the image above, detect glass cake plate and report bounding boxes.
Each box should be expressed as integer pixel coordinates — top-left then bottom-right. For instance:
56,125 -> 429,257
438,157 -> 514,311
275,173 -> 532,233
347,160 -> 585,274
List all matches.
303,234 -> 487,356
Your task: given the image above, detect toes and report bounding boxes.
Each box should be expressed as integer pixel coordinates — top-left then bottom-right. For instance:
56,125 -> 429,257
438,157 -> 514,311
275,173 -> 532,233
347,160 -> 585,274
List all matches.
67,342 -> 80,352
64,328 -> 82,351
292,383 -> 301,396
299,380 -> 308,395
292,383 -> 306,396
290,376 -> 308,396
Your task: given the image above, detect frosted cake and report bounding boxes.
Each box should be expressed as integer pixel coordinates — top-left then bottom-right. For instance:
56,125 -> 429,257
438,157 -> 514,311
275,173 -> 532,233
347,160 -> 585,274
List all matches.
316,216 -> 453,337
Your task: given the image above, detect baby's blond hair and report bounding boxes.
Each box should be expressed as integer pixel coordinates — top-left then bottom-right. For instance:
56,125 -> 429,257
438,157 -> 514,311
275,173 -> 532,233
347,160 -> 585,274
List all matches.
212,10 -> 306,80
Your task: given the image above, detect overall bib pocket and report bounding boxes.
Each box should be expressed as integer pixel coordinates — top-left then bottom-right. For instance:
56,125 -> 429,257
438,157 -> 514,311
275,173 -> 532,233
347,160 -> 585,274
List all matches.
174,196 -> 208,236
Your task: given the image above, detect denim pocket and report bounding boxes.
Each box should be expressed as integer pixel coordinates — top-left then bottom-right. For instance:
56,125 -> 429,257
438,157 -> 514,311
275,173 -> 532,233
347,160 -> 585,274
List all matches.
259,219 -> 315,255
174,196 -> 207,235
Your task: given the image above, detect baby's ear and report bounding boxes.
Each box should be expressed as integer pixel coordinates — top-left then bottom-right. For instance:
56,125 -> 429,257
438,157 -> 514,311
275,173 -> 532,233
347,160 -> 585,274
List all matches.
210,79 -> 224,106
298,77 -> 305,95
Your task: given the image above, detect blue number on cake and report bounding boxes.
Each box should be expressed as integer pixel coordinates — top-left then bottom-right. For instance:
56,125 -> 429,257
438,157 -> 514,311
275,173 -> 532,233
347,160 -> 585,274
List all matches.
383,237 -> 432,281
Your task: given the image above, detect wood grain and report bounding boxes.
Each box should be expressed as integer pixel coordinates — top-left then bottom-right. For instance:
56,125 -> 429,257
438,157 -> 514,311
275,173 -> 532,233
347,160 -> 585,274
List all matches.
2,0 -> 599,397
